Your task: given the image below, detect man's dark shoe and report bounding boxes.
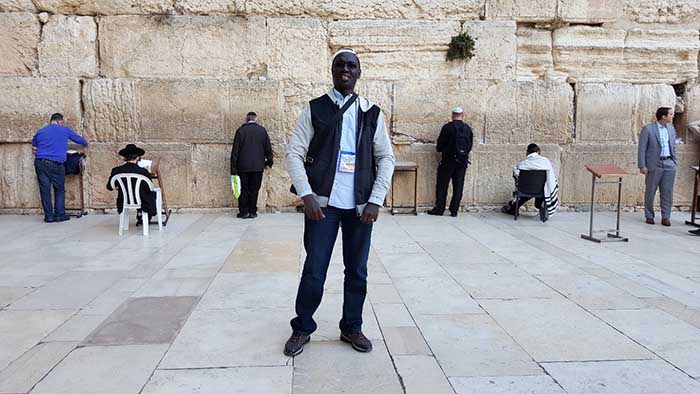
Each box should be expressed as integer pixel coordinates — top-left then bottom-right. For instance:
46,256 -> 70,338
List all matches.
661,218 -> 671,227
340,332 -> 373,353
55,216 -> 70,222
689,228 -> 700,236
44,218 -> 55,223
646,218 -> 655,225
283,332 -> 310,357
237,212 -> 249,219
450,211 -> 458,217
427,208 -> 443,216
247,212 -> 258,219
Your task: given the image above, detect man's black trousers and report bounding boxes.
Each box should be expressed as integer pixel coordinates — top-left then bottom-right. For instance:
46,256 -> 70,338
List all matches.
238,171 -> 263,215
434,162 -> 467,215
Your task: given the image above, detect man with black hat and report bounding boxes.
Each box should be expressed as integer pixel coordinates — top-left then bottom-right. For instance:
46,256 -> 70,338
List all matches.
284,48 -> 395,356
106,144 -> 157,225
230,112 -> 274,219
427,106 -> 473,217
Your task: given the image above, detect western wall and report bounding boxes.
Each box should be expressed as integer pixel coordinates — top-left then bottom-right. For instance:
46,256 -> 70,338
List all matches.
1,0 -> 699,213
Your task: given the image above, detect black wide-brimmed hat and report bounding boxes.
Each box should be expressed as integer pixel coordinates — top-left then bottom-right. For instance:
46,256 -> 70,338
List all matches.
118,144 -> 145,158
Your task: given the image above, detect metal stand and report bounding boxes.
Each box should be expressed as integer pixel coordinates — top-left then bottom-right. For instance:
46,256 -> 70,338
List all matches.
686,166 -> 700,228
580,164 -> 629,243
390,161 -> 418,216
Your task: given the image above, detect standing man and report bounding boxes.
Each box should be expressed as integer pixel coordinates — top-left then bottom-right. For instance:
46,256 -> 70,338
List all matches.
32,113 -> 88,223
230,112 -> 273,219
427,107 -> 473,217
638,107 -> 677,226
284,48 -> 395,356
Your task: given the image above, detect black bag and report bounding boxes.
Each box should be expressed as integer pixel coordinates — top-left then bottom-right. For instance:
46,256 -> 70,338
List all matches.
64,152 -> 85,175
453,123 -> 471,165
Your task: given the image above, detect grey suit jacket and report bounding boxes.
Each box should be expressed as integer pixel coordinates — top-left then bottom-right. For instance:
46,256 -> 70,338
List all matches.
638,122 -> 677,171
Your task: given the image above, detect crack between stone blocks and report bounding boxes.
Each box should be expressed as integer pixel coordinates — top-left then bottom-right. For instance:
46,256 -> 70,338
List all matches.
95,16 -> 103,78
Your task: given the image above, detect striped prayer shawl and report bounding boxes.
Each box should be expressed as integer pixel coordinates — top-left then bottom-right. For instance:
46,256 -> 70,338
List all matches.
512,153 -> 560,217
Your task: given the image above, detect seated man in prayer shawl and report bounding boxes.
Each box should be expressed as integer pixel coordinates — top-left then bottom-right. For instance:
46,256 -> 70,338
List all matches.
501,143 -> 559,220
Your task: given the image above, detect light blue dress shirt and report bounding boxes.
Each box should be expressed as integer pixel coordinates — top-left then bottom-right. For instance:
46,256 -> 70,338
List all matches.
657,122 -> 670,157
328,89 -> 359,209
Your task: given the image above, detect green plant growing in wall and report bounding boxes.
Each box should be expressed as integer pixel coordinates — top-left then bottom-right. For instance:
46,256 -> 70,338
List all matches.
446,32 -> 476,62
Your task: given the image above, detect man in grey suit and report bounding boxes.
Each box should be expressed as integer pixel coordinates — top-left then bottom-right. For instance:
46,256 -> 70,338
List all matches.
638,107 -> 677,226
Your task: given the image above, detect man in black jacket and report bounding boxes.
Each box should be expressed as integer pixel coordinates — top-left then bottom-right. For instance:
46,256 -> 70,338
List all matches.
230,112 -> 274,219
428,107 -> 473,217
106,144 -> 157,225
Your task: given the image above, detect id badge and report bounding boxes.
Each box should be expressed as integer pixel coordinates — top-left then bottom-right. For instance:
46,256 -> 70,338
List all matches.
338,151 -> 356,173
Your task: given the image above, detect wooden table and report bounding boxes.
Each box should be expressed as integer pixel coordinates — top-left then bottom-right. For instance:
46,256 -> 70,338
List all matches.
390,161 -> 418,215
686,166 -> 700,228
581,164 -> 630,243
145,158 -> 172,225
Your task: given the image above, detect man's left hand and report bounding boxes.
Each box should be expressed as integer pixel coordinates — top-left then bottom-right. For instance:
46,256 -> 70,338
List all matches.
360,203 -> 380,225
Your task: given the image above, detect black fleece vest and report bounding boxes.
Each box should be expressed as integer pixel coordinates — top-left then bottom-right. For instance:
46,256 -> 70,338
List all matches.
305,94 -> 381,207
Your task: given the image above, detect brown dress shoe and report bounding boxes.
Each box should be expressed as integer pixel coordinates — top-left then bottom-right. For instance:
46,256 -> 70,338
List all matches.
661,218 -> 671,227
340,332 -> 373,353
645,218 -> 655,225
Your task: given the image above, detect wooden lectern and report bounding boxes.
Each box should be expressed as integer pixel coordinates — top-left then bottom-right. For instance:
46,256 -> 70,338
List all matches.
581,164 -> 630,243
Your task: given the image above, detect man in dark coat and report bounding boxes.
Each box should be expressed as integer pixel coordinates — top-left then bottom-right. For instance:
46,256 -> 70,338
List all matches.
106,144 -> 157,224
427,106 -> 473,217
230,112 -> 274,219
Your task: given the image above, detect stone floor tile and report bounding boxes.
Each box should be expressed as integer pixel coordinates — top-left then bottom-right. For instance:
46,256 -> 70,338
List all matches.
8,271 -> 125,311
0,341 -> 76,394
450,375 -> 567,394
394,355 -> 455,394
0,286 -> 33,309
44,314 -> 107,342
30,344 -> 168,394
0,310 -> 73,370
543,359 -> 700,394
132,278 -> 212,297
310,296 -> 383,341
380,253 -> 446,278
141,366 -> 292,394
395,275 -> 483,315
480,298 -> 653,362
159,308 -> 292,368
595,308 -> 700,377
293,340 -> 403,394
452,272 -> 560,300
415,314 -> 542,377
197,273 -> 297,310
536,274 -> 648,310
222,240 -> 300,273
383,327 -> 432,356
368,283 -> 403,304
83,296 -> 198,346
373,303 -> 415,327
644,297 -> 700,329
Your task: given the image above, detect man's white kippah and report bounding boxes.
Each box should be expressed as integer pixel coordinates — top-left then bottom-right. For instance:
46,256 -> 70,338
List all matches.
452,106 -> 464,114
332,48 -> 359,62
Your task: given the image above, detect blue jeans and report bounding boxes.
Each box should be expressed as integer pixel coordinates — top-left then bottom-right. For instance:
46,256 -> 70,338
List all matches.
35,158 -> 66,221
291,206 -> 373,335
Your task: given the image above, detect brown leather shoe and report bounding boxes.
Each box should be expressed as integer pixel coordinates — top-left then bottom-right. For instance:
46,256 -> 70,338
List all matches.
645,218 -> 655,225
661,218 -> 671,227
284,332 -> 310,357
340,332 -> 373,353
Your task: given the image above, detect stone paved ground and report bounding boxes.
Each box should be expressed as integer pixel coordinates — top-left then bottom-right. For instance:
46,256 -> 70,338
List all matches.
1,211 -> 700,394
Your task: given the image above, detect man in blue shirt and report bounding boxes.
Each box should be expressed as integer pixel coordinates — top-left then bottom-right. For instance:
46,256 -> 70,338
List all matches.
32,113 -> 89,222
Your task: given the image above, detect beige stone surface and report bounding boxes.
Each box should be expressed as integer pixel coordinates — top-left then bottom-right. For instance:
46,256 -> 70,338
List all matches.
246,0 -> 483,19
0,144 -> 40,209
558,0 -> 617,23
265,17 -> 328,82
39,15 -> 98,77
632,84 -> 677,138
0,13 -> 39,76
485,0 -> 556,22
0,78 -> 81,142
33,0 -> 174,15
620,0 -> 700,27
175,0 -> 243,14
518,81 -> 574,144
516,26 -> 555,80
0,0 -> 36,12
192,144 -> 235,208
553,26 -> 700,83
83,79 -> 140,142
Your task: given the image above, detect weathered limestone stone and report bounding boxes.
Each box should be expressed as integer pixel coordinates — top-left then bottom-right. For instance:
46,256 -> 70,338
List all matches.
575,83 -> 675,142
0,78 -> 81,142
0,0 -> 36,11
472,144 -> 562,204
621,0 -> 700,27
463,20 -> 517,81
558,0 -> 617,23
517,81 -> 574,144
553,26 -> 700,83
192,144 -> 235,208
0,144 -> 40,209
264,160 -> 297,209
516,27 -> 555,80
0,13 -> 40,76
39,15 -> 98,77
262,17 -> 328,82
83,79 -> 140,142
175,0 -> 243,14
485,0 -> 557,22
246,0 -> 483,20
86,143 -> 194,208
282,81 -> 328,134
33,0 -> 174,15
685,83 -> 700,143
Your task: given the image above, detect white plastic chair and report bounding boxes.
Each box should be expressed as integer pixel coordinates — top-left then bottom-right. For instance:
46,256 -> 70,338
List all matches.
109,173 -> 163,236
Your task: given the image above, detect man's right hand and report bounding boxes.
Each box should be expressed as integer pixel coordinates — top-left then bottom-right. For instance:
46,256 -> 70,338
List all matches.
302,194 -> 325,221
640,167 -> 648,174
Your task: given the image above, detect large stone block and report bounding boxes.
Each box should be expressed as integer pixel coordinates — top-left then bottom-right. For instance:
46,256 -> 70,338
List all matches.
33,0 -> 174,15
0,144 -> 39,209
264,161 -> 297,209
463,20 -> 517,81
553,26 -> 700,83
558,0 -> 617,23
245,0 -> 483,20
575,83 -> 675,142
394,80 -> 572,145
472,144 -> 562,204
391,144 -> 449,207
191,144 -> 235,208
516,27 -> 555,80
0,13 -> 39,76
39,15 -> 98,77
174,0 -> 243,14
621,0 -> 700,27
0,78 -> 82,142
0,0 -> 36,12
87,143 -> 194,208
685,83 -> 700,143
264,17 -> 329,82
485,0 -> 557,22
83,79 -> 283,143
